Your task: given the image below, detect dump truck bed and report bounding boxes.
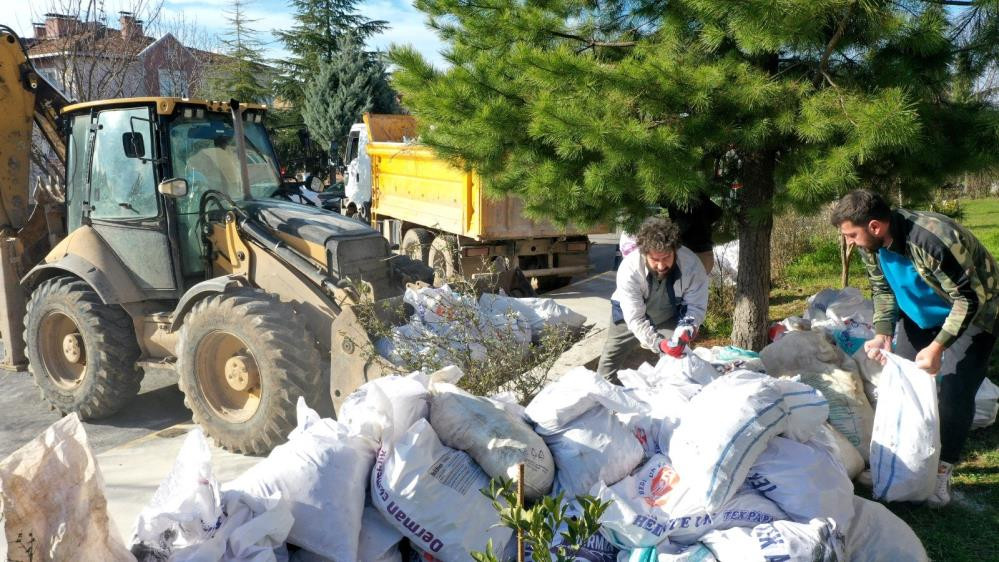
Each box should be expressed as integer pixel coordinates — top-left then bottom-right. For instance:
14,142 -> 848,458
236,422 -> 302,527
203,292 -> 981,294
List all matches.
364,115 -> 607,241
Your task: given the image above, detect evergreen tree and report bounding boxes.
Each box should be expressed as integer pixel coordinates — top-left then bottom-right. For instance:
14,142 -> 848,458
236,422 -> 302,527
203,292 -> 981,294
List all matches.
301,36 -> 398,150
205,0 -> 270,103
274,0 -> 389,109
391,0 -> 999,349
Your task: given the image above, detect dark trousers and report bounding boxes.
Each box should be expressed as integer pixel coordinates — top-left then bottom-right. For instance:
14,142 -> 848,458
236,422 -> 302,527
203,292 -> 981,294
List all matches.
894,314 -> 997,464
597,318 -> 678,382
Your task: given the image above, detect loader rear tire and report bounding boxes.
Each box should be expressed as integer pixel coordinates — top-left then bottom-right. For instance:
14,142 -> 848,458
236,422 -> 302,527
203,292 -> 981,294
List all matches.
177,289 -> 322,456
24,277 -> 142,419
401,227 -> 433,265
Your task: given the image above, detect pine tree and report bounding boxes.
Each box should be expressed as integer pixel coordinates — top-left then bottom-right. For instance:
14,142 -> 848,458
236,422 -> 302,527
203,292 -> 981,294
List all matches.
391,0 -> 999,349
301,36 -> 398,150
205,0 -> 270,103
274,0 -> 389,109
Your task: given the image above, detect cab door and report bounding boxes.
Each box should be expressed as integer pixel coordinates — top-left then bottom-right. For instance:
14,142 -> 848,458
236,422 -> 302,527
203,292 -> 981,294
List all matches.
83,106 -> 179,298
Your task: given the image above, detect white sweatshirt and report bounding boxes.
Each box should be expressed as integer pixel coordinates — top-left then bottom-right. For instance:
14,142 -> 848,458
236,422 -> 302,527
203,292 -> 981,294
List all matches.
611,246 -> 709,350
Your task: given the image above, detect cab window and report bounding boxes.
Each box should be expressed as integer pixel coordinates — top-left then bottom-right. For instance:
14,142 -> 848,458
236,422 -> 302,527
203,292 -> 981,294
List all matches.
89,107 -> 158,219
64,113 -> 91,232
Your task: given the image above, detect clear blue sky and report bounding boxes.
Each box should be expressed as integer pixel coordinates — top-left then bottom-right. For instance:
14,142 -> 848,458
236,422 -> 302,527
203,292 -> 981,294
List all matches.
9,0 -> 448,67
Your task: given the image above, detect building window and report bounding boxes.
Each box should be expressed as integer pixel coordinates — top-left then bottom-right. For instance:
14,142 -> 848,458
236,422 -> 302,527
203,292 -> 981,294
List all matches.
158,69 -> 188,96
36,67 -> 63,90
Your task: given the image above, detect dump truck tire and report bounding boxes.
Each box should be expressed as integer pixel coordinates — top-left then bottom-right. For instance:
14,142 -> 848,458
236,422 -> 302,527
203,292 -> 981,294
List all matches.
24,276 -> 142,419
428,235 -> 460,285
401,227 -> 433,265
177,289 -> 322,455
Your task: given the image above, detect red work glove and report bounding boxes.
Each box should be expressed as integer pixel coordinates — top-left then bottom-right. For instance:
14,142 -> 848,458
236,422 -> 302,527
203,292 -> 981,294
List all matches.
659,339 -> 686,358
658,325 -> 697,358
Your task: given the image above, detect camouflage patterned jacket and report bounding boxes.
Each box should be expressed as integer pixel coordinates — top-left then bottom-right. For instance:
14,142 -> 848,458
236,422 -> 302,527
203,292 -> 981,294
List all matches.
859,209 -> 999,347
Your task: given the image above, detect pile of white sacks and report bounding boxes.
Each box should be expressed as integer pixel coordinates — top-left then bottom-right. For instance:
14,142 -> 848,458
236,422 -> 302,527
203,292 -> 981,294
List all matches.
129,327 -> 943,561
376,285 -> 588,365
774,287 -> 999,430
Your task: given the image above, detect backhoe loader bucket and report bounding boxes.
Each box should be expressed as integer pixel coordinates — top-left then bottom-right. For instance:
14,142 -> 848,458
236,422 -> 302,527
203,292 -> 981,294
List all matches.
329,295 -> 409,413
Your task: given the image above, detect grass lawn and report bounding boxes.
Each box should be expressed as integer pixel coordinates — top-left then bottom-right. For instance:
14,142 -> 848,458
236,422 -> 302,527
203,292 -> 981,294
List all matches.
767,198 -> 999,561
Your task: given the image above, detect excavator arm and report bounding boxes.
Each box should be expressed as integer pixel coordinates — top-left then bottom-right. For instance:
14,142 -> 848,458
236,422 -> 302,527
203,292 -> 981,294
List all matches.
0,25 -> 71,369
0,25 -> 69,231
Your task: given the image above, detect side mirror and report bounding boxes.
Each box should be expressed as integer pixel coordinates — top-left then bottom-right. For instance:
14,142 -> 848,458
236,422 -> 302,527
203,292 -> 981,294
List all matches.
158,178 -> 189,198
122,132 -> 145,159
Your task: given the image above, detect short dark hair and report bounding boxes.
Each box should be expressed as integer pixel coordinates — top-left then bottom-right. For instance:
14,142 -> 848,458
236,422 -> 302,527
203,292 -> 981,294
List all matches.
829,190 -> 892,227
635,216 -> 681,255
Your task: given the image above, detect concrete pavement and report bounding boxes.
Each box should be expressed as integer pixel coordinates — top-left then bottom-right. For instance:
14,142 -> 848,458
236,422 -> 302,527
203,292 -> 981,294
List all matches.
99,423 -> 260,543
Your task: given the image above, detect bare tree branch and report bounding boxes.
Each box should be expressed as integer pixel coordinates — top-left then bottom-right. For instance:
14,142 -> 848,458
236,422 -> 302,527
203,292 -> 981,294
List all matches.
32,0 -> 165,101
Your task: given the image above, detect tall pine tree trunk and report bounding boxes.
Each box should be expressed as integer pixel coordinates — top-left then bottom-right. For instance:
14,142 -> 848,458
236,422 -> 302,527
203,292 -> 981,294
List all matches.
731,150 -> 776,351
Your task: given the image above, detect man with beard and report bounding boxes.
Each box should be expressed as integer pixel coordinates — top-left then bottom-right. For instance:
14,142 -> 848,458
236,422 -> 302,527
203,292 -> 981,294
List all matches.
830,189 -> 999,507
598,216 -> 709,382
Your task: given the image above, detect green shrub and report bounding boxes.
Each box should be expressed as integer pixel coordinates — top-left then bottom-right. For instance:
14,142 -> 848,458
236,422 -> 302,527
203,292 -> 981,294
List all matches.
472,478 -> 611,562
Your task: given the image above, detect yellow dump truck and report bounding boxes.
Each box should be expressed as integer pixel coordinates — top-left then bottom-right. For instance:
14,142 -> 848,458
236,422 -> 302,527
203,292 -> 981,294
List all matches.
340,114 -> 607,291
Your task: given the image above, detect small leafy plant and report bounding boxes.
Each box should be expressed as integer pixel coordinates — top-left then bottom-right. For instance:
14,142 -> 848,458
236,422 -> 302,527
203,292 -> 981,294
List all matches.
471,478 -> 612,562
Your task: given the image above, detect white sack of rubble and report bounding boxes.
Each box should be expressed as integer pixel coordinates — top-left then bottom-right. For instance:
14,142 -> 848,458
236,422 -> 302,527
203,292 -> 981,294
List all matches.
870,352 -> 940,503
0,414 -> 133,562
180,489 -> 293,562
774,376 -> 829,442
845,496 -> 927,562
593,454 -> 786,549
615,365 -> 699,458
746,437 -> 855,531
478,293 -> 587,337
711,240 -> 739,284
488,390 -> 531,422
804,287 -> 873,326
525,368 -> 645,497
405,284 -> 531,348
131,427 -> 225,561
526,367 -> 646,433
617,361 -> 703,400
760,330 -> 874,462
973,377 -> 999,429
357,505 -> 403,562
371,418 -> 511,561
429,382 -> 554,499
225,398 -> 376,560
852,347 -> 884,406
668,371 -> 788,512
338,374 -> 429,445
807,423 -> 865,480
824,287 -> 874,327
647,353 -> 720,387
701,517 -> 845,561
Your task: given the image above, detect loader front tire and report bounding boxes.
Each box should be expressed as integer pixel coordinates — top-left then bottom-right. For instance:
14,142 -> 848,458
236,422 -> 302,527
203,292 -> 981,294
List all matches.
177,289 -> 322,456
24,277 -> 142,419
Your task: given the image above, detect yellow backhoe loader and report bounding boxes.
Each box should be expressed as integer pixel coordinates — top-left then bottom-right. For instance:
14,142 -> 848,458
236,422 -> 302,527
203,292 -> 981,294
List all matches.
0,26 -> 417,454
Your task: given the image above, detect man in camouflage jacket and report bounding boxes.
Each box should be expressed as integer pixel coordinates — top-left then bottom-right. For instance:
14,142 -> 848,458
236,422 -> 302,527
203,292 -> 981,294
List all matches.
831,189 -> 999,508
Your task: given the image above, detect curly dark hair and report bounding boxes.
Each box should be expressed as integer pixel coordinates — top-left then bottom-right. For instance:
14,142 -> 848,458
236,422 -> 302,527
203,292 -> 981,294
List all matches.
635,216 -> 681,255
